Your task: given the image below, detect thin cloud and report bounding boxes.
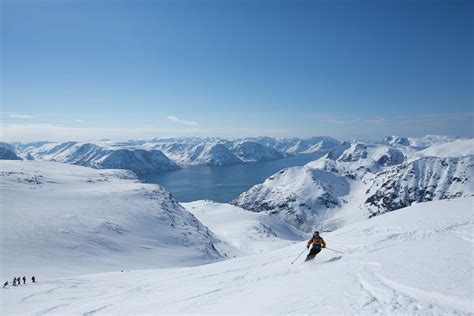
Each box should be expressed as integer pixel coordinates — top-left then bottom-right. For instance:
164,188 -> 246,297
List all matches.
10,114 -> 33,119
167,116 -> 198,126
75,119 -> 84,123
394,112 -> 474,124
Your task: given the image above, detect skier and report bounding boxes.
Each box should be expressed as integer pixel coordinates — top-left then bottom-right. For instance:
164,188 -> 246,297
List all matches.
305,231 -> 326,262
12,278 -> 17,286
3,281 -> 8,288
17,277 -> 21,285
22,276 -> 26,284
31,276 -> 36,283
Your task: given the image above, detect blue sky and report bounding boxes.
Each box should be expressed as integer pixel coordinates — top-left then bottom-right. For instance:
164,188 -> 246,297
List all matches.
1,0 -> 473,141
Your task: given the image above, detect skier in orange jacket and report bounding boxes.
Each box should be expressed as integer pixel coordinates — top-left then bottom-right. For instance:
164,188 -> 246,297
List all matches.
305,231 -> 326,261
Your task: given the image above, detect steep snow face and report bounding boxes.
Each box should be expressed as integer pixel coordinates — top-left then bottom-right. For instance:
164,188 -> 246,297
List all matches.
230,141 -> 283,162
232,166 -> 350,232
0,147 -> 22,160
0,160 -> 224,280
16,142 -> 180,174
364,156 -> 474,216
3,198 -> 472,315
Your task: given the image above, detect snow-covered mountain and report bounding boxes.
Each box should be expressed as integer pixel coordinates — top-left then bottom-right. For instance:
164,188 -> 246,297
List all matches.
0,160 -> 224,280
230,141 -> 284,162
232,166 -> 350,232
325,141 -> 405,170
8,136 -> 341,170
0,147 -> 22,160
16,141 -> 180,174
0,142 -> 22,160
143,137 -> 241,166
247,136 -> 340,154
364,156 -> 474,216
233,138 -> 473,232
3,197 -> 472,315
147,136 -> 338,165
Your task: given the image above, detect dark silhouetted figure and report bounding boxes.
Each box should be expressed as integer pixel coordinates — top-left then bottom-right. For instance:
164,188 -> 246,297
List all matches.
31,276 -> 36,283
22,276 -> 26,284
3,281 -> 8,288
12,278 -> 17,286
17,277 -> 21,285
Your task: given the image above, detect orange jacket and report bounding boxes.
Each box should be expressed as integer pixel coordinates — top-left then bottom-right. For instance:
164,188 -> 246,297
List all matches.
307,236 -> 326,249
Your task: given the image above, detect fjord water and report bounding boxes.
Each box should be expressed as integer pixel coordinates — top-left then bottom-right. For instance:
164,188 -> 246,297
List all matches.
141,153 -> 323,202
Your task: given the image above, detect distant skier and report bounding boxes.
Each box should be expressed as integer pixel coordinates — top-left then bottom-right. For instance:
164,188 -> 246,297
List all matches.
31,276 -> 36,283
12,278 -> 17,286
3,281 -> 8,288
305,231 -> 326,262
17,277 -> 21,285
22,276 -> 26,284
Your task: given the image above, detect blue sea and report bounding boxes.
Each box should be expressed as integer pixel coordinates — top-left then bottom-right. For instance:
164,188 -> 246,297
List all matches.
141,153 -> 324,203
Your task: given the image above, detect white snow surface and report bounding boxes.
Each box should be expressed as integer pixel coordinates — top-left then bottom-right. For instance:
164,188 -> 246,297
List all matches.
2,198 -> 472,315
0,160 -> 225,280
183,200 -> 306,257
415,139 -> 474,158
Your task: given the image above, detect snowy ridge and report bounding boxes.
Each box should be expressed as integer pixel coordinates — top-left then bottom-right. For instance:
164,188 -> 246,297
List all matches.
16,141 -> 180,174
3,198 -> 472,314
364,155 -> 474,216
0,160 -> 224,280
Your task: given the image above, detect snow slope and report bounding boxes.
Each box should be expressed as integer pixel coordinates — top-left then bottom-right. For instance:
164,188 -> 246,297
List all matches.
183,200 -> 306,256
415,139 -> 474,158
0,160 -> 224,280
2,198 -> 472,315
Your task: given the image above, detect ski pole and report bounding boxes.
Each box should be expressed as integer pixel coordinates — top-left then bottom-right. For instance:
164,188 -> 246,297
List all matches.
291,248 -> 307,264
325,247 -> 344,254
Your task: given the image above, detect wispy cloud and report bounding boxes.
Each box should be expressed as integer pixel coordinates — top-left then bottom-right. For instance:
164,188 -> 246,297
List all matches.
316,112 -> 472,126
394,112 -> 474,124
167,116 -> 198,126
75,119 -> 84,123
10,114 -> 33,119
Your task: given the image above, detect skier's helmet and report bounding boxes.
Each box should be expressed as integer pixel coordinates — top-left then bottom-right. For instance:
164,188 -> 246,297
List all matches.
313,231 -> 319,236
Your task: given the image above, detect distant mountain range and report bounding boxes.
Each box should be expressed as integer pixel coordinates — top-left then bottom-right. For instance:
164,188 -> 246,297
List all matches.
1,136 -> 341,172
3,135 -> 468,175
232,137 -> 474,232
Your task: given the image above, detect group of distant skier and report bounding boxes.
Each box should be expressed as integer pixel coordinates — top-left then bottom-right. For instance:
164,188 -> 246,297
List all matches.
3,276 -> 36,288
